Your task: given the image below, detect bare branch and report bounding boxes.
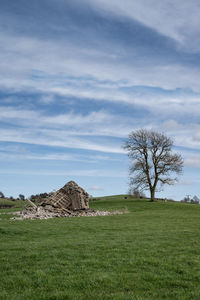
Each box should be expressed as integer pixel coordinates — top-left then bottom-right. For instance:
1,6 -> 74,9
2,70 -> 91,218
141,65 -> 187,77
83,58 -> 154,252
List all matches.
124,129 -> 183,201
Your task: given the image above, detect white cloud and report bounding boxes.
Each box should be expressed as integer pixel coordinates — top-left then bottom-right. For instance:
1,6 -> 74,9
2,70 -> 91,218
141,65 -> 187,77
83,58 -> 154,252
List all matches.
1,30 -> 200,95
0,105 -> 132,138
88,0 -> 200,51
0,147 -> 121,163
1,104 -> 200,155
162,120 -> 181,130
175,181 -> 193,186
0,168 -> 126,178
184,155 -> 200,168
0,127 -> 125,154
89,186 -> 104,191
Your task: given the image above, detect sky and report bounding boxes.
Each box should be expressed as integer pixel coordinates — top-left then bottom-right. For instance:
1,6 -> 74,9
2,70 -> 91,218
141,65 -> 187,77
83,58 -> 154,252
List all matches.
0,0 -> 200,200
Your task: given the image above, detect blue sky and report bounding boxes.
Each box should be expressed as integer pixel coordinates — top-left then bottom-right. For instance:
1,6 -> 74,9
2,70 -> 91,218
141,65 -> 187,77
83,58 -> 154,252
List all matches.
0,0 -> 200,200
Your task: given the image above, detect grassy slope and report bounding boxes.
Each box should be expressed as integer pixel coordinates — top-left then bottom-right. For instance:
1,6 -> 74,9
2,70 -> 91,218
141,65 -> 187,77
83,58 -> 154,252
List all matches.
0,198 -> 25,208
0,196 -> 200,299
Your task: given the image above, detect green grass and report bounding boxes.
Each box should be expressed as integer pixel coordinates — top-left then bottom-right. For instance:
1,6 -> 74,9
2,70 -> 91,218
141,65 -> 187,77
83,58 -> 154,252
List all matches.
0,196 -> 200,299
0,198 -> 25,208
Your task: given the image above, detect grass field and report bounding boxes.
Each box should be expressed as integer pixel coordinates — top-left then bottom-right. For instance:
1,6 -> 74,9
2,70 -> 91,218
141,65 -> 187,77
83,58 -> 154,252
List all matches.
0,196 -> 200,299
0,198 -> 25,208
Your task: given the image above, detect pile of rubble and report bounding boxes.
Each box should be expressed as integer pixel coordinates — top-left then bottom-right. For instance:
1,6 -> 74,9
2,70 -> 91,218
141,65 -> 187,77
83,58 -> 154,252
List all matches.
12,181 -> 125,220
12,207 -> 124,220
43,180 -> 90,211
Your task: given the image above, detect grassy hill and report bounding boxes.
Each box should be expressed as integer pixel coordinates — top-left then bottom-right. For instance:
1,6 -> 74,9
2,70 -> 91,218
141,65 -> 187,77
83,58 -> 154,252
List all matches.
0,196 -> 200,299
0,198 -> 25,209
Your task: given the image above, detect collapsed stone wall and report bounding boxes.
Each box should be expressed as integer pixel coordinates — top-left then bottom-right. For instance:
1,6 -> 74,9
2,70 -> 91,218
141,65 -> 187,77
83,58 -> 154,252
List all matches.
48,181 -> 89,211
11,181 -> 127,220
12,181 -> 90,220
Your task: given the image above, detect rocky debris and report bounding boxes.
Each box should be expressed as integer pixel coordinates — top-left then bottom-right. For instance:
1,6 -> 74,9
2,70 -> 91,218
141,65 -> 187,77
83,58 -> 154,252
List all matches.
11,207 -> 125,220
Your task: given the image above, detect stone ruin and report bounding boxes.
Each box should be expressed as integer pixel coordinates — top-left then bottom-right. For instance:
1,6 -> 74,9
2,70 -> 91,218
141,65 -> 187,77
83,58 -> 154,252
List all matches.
12,181 -> 126,220
42,181 -> 89,212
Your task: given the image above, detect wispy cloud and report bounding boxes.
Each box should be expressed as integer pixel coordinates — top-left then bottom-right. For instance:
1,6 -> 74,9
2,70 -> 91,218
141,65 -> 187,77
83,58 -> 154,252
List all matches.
0,0 -> 200,199
184,154 -> 200,168
1,102 -> 200,153
88,0 -> 200,51
0,168 -> 126,178
89,186 -> 104,191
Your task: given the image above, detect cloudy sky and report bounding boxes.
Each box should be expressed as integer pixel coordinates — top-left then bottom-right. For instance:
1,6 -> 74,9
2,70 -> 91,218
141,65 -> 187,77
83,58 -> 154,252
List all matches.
1,0 -> 200,199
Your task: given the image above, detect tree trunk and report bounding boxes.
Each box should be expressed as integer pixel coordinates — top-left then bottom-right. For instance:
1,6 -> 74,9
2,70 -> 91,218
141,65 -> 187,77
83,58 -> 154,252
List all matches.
150,188 -> 155,201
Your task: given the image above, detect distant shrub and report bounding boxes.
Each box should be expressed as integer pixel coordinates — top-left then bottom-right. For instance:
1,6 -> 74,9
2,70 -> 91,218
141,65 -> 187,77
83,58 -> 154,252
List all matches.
128,187 -> 146,199
181,195 -> 199,204
29,192 -> 50,202
0,204 -> 14,209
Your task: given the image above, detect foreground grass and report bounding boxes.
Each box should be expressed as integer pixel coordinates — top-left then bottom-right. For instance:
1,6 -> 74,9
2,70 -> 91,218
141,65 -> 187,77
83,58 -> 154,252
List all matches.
0,197 -> 200,299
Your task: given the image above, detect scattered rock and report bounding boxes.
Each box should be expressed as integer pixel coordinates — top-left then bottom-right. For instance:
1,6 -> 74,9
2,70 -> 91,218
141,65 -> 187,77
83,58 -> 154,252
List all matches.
12,208 -> 125,220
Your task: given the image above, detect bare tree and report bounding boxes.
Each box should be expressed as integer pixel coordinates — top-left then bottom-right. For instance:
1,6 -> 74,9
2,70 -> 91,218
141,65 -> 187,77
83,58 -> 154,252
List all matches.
124,129 -> 183,201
